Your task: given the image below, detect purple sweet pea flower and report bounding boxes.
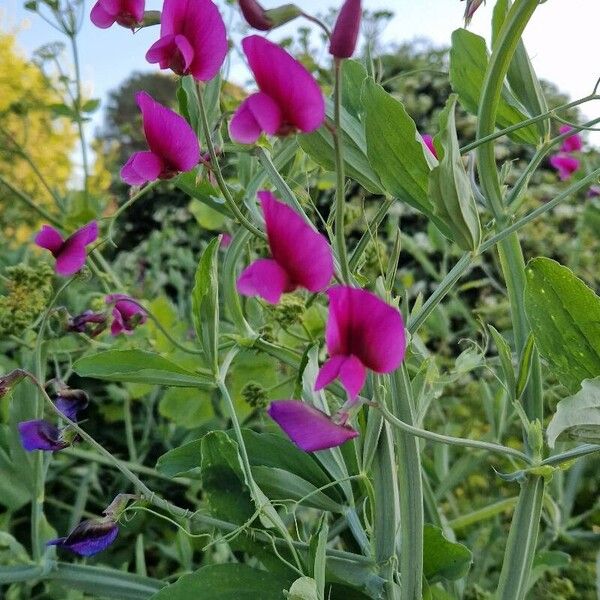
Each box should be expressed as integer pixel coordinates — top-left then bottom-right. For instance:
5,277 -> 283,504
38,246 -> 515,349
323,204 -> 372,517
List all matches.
18,420 -> 69,452
237,191 -> 334,304
55,388 -> 89,422
47,519 -> 119,556
106,294 -> 147,336
68,310 -> 107,337
35,221 -> 98,277
90,0 -> 144,29
559,125 -> 583,153
146,0 -> 227,82
329,0 -> 362,59
315,286 -> 406,401
268,400 -> 358,452
588,185 -> 600,198
229,36 -> 325,144
121,91 -> 201,186
550,153 -> 580,181
421,134 -> 438,159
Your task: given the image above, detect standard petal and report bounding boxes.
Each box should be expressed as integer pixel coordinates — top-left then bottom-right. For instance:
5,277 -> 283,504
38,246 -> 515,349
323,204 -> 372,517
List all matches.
121,151 -> 164,185
35,225 -> 64,255
136,91 -> 200,172
259,191 -> 333,292
66,221 -> 99,247
268,400 -> 358,452
55,244 -> 87,276
229,99 -> 262,144
242,35 -> 325,133
314,355 -> 346,391
229,92 -> 282,144
326,286 -> 406,374
90,0 -> 117,28
159,0 -> 188,36
236,258 -> 290,304
183,0 -> 228,82
18,420 -> 68,452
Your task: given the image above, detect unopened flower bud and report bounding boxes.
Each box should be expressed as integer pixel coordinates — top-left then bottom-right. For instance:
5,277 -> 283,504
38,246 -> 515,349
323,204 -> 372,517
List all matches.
238,0 -> 302,31
242,381 -> 268,408
463,0 -> 484,25
329,0 -> 362,59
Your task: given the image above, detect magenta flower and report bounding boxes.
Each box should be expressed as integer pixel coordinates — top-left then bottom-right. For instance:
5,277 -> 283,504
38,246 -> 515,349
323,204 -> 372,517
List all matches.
106,294 -> 147,336
329,0 -> 362,59
237,191 -> 334,304
35,221 -> 98,277
18,420 -> 69,452
48,519 -> 119,556
229,36 -> 325,144
90,0 -> 144,29
268,400 -> 358,452
121,92 -> 200,185
220,233 -> 233,248
315,286 -> 406,400
422,134 -> 437,159
550,153 -> 580,181
559,125 -> 583,153
146,0 -> 227,82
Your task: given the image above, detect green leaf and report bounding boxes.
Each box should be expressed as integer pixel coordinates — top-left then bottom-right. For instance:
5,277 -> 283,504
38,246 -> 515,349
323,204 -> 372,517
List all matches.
48,103 -> 77,120
159,387 -> 213,428
516,333 -> 536,400
175,172 -> 230,216
524,258 -> 600,392
188,198 -> 225,230
81,98 -> 101,114
149,564 -> 291,600
156,438 -> 202,478
191,238 -> 220,374
546,377 -> 600,447
449,29 -> 539,145
429,94 -> 481,251
287,577 -> 319,600
489,325 -> 516,399
423,524 -> 472,582
73,350 -> 214,389
492,0 -> 549,140
341,60 -> 368,118
363,79 -> 451,236
177,76 -> 201,136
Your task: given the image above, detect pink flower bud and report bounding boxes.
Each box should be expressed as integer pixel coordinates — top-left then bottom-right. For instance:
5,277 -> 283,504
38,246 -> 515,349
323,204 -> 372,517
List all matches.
329,0 -> 362,59
239,0 -> 272,30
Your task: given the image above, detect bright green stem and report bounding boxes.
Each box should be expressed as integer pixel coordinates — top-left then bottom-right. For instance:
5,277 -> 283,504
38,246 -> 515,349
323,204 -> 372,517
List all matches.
333,59 -> 350,283
390,367 -> 423,600
495,476 -> 545,599
476,1 -> 545,596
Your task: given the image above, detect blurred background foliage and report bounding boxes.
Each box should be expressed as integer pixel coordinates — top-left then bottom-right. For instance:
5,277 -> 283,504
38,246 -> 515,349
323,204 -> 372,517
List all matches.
1,8 -> 599,598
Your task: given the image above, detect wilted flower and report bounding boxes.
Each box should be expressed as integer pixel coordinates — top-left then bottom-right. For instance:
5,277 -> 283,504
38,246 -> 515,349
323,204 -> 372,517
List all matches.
68,310 -> 107,337
421,133 -> 437,159
90,0 -> 144,29
559,125 -> 583,153
463,0 -> 484,24
47,519 -> 119,556
18,420 -> 69,452
329,0 -> 362,59
146,0 -> 227,82
229,36 -> 325,144
35,221 -> 98,277
237,191 -> 333,303
268,400 -> 358,452
121,92 -> 200,185
0,369 -> 26,398
106,294 -> 147,335
549,153 -> 580,181
315,286 -> 406,400
55,387 -> 89,421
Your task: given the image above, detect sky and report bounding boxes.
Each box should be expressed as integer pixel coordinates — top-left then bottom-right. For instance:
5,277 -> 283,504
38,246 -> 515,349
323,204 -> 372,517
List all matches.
2,0 -> 600,149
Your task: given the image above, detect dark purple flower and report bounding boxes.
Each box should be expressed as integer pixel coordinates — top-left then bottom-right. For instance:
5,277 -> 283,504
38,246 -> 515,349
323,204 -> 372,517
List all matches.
47,519 -> 119,556
268,400 -> 358,452
18,420 -> 69,452
68,310 -> 107,337
55,388 -> 89,422
35,221 -> 98,277
329,0 -> 362,59
106,294 -> 147,336
559,125 -> 583,153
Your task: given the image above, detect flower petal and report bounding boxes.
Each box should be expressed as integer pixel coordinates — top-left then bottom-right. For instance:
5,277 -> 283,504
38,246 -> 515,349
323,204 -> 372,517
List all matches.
550,153 -> 580,180
66,221 -> 99,247
90,0 -> 117,28
121,151 -> 164,185
174,34 -> 194,72
136,91 -> 200,173
325,286 -> 406,374
229,92 -> 282,144
421,134 -> 437,158
315,355 -> 346,391
18,420 -> 68,452
260,191 -> 333,292
268,400 -> 358,452
338,354 -> 366,400
242,35 -> 325,133
35,225 -> 64,255
54,221 -> 98,277
559,125 -> 583,153
237,258 -> 290,304
146,34 -> 177,69
48,520 -> 119,556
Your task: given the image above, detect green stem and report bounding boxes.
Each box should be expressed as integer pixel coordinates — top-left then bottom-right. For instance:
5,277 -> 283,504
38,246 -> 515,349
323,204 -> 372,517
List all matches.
333,58 -> 350,283
196,86 -> 265,240
349,198 -> 394,271
0,175 -> 61,227
449,497 -> 519,531
541,444 -> 600,467
389,367 -> 423,600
